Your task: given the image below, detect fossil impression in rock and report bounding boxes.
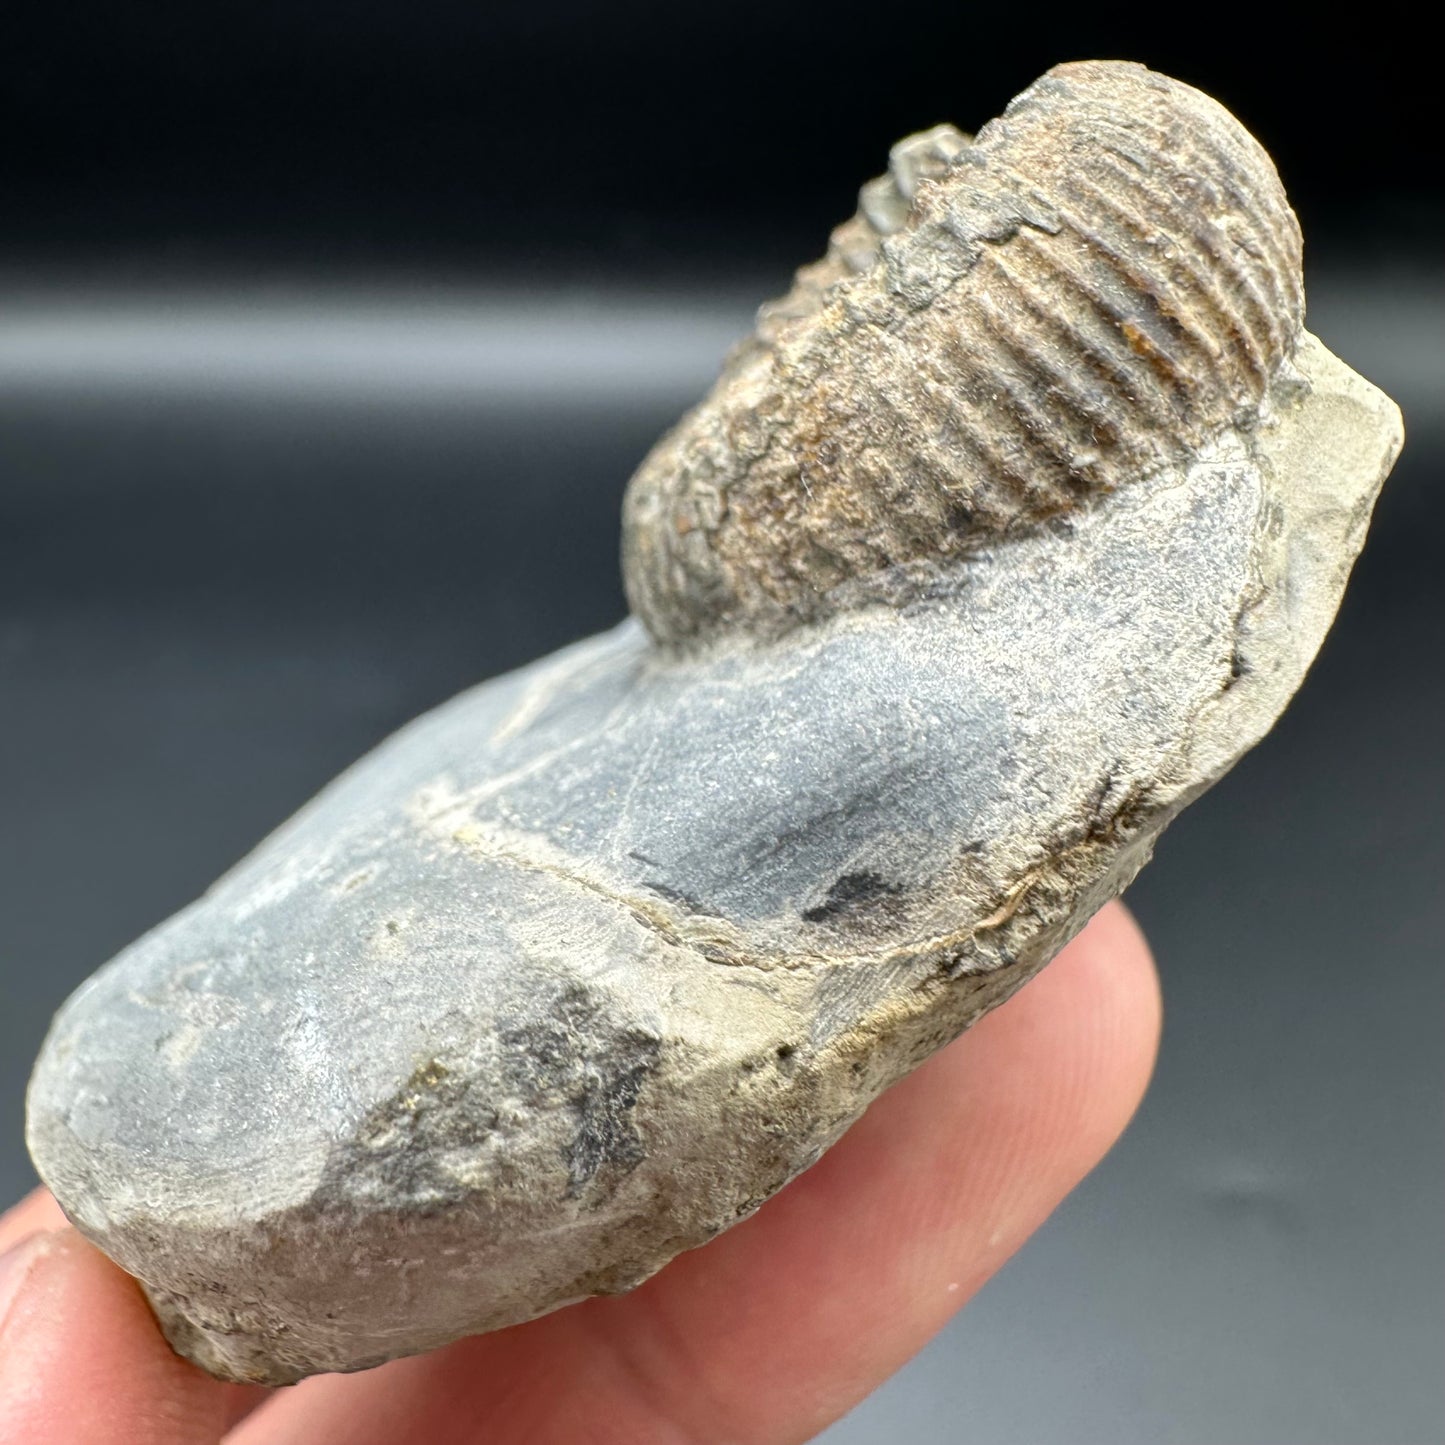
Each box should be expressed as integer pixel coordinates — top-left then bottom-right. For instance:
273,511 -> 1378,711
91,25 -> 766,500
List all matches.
27,61 -> 1402,1385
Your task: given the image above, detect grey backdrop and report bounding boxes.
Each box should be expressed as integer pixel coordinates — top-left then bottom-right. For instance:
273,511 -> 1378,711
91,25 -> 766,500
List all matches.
1,270 -> 1441,1442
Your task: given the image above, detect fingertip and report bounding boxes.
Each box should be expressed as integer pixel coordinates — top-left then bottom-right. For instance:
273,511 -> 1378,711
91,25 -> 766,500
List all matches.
796,898 -> 1163,1380
586,899 -> 1163,1443
0,1227 -> 234,1445
1062,900 -> 1162,1164
0,1189 -> 67,1256
1002,899 -> 1162,1155
1074,898 -> 1163,1056
904,900 -> 1161,1239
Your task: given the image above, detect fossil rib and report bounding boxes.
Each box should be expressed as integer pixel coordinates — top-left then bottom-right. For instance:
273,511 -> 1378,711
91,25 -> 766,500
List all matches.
26,60 -> 1401,1385
623,60 -> 1306,645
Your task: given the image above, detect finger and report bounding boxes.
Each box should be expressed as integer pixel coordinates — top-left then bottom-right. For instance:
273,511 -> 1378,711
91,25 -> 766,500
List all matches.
232,899 -> 1159,1445
0,1227 -> 255,1445
0,1189 -> 67,1255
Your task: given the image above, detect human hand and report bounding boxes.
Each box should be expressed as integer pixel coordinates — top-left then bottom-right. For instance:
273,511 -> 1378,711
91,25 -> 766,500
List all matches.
0,901 -> 1158,1445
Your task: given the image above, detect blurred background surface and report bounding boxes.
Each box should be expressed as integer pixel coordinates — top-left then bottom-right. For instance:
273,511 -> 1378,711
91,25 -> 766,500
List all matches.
2,5 -> 1440,1441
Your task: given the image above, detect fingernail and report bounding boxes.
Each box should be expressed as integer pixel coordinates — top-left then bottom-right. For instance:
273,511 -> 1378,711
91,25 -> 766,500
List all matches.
0,1232 -> 49,1339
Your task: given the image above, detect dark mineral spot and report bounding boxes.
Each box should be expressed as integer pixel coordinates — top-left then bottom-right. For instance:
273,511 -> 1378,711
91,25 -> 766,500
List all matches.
803,869 -> 904,924
318,1058 -> 499,1208
639,878 -> 716,915
564,1036 -> 659,1196
944,499 -> 975,534
501,987 -> 662,1197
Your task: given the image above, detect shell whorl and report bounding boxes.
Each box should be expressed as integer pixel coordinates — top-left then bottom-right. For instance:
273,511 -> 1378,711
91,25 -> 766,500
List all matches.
622,60 -> 1305,646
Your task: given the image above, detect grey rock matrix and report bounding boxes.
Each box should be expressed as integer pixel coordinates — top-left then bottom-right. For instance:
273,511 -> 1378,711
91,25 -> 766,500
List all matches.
27,61 -> 1402,1384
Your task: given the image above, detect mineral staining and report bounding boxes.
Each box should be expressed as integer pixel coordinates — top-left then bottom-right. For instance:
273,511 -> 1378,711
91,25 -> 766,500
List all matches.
27,61 -> 1402,1385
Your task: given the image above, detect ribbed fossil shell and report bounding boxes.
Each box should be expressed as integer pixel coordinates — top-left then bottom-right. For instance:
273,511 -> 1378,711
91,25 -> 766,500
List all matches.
623,60 -> 1306,645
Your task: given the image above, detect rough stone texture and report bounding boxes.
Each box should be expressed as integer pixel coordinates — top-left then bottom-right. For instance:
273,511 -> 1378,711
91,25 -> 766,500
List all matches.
26,61 -> 1402,1386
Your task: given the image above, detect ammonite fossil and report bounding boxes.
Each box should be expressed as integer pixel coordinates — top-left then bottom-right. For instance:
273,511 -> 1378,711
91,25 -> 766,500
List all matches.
27,61 -> 1401,1384
624,61 -> 1306,643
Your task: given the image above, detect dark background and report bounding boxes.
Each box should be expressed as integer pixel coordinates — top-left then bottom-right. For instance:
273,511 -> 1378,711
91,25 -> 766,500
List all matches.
1,2 -> 1438,281
2,5 -> 1440,1442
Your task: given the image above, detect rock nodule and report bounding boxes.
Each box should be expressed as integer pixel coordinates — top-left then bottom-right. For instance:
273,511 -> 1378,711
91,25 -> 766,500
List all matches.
27,61 -> 1402,1384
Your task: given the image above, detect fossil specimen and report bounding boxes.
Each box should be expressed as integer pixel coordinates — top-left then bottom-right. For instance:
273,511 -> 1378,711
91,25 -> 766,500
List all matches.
27,60 -> 1401,1385
624,62 -> 1304,644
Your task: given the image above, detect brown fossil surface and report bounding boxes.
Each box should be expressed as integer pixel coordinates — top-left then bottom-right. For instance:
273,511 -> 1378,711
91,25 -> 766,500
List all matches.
623,61 -> 1306,644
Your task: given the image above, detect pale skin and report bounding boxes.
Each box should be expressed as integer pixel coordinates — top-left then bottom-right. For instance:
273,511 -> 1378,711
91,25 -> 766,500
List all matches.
0,901 -> 1160,1445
